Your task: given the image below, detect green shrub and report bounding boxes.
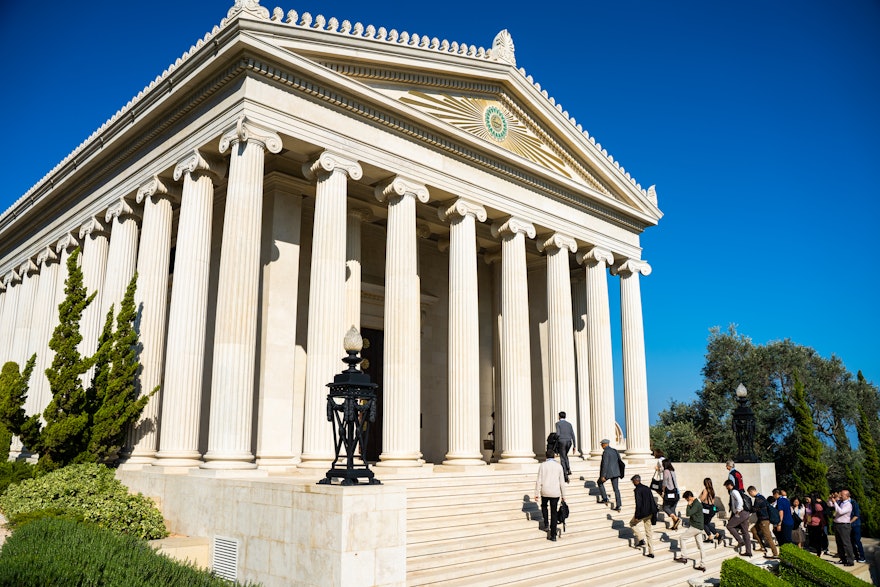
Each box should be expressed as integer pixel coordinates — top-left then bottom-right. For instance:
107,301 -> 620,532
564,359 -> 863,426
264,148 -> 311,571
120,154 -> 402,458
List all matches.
0,460 -> 35,495
778,543 -> 872,587
720,556 -> 791,586
0,463 -> 167,540
0,517 -> 259,586
0,422 -> 10,460
6,507 -> 84,528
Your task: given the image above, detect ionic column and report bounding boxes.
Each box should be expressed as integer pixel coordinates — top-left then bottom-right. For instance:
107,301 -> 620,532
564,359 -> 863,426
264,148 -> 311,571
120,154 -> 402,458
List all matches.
612,259 -> 653,461
26,246 -> 61,421
345,207 -> 372,331
491,217 -> 537,463
101,199 -> 141,323
201,117 -> 282,470
256,176 -> 303,469
538,233 -> 578,441
571,277 -> 591,459
0,283 -> 5,362
299,151 -> 362,468
440,199 -> 487,466
12,259 -> 39,365
577,246 -> 615,458
123,177 -> 179,465
372,176 -> 429,468
155,149 -> 225,467
0,272 -> 22,366
78,217 -> 110,366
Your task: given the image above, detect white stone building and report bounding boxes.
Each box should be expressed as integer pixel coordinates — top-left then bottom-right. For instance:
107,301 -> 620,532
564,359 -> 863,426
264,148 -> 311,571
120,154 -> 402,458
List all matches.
0,2 -> 663,583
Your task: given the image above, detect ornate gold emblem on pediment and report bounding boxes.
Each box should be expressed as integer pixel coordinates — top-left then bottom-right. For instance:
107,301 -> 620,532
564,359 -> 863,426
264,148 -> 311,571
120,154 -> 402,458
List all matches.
399,91 -> 610,197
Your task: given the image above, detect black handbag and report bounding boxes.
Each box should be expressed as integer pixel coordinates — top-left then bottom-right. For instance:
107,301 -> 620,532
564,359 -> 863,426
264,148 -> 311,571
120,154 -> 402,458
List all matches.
649,473 -> 663,494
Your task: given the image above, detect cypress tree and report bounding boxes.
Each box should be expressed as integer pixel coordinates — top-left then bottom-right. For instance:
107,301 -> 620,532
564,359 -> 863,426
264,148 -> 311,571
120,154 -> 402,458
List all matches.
788,372 -> 829,497
0,356 -> 36,440
87,274 -> 151,462
856,371 -> 880,536
37,248 -> 95,472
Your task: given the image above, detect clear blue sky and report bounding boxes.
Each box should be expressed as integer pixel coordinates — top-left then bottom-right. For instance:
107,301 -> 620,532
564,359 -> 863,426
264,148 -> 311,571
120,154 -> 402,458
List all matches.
2,1 -> 878,426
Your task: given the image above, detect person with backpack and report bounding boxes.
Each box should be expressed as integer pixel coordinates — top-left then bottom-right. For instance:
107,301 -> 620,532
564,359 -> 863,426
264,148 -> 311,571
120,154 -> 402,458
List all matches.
806,492 -> 829,555
726,460 -> 744,491
598,439 -> 622,511
723,479 -> 753,557
748,486 -> 779,559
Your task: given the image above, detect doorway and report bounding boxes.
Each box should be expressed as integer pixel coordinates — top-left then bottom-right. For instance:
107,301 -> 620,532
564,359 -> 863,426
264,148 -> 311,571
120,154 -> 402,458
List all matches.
360,327 -> 384,462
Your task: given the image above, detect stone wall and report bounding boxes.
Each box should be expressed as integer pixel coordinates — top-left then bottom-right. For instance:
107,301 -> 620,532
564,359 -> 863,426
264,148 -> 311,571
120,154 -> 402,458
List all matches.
118,469 -> 406,587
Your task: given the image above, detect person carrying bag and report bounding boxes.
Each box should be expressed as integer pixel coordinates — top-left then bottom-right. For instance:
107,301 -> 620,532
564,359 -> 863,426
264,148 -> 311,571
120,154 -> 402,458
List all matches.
662,459 -> 681,530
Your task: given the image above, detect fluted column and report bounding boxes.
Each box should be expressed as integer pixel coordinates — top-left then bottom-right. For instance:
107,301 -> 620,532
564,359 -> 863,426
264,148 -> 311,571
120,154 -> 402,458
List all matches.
345,207 -> 371,331
0,272 -> 21,367
373,176 -> 429,468
571,277 -> 591,459
156,149 -> 225,467
439,199 -> 487,466
538,233 -> 578,441
491,217 -> 537,463
101,199 -> 141,324
0,283 -> 5,362
78,217 -> 110,366
201,117 -> 282,470
123,177 -> 179,465
256,175 -> 303,469
12,259 -> 39,365
612,259 -> 653,460
26,247 -> 61,421
299,151 -> 362,468
577,246 -> 615,458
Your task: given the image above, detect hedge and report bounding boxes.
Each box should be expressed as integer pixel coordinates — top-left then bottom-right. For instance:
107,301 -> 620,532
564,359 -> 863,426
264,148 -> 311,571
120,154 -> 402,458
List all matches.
720,556 -> 791,587
0,463 -> 166,539
0,517 -> 258,587
778,543 -> 872,587
0,461 -> 35,495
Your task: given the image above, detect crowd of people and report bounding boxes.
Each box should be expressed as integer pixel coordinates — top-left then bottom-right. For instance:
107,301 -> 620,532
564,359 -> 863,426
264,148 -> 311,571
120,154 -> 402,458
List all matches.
533,430 -> 868,573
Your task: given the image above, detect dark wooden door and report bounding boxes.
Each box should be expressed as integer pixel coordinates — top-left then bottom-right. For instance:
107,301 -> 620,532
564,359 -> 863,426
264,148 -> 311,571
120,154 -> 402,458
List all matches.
360,327 -> 383,462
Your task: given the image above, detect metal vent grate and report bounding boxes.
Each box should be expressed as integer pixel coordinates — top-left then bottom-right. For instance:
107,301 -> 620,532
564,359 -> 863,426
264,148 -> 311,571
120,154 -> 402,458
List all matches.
212,536 -> 239,582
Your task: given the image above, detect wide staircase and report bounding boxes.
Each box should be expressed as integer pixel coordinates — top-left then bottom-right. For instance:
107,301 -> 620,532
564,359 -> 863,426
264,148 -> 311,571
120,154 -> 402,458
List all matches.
382,460 -> 735,587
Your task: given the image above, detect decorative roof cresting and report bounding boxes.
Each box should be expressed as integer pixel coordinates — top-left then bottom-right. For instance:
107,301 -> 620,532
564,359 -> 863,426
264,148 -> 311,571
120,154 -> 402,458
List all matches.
491,30 -> 516,66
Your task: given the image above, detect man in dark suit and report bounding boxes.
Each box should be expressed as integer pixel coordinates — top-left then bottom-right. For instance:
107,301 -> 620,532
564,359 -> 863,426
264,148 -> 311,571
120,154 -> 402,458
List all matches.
598,438 -> 622,511
555,412 -> 576,480
630,474 -> 657,557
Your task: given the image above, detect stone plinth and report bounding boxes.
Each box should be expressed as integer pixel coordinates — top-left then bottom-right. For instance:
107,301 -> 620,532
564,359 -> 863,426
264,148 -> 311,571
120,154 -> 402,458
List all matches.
116,469 -> 406,587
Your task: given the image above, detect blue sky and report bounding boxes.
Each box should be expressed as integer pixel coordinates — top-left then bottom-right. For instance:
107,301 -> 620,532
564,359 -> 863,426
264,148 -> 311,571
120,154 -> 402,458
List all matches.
2,1 -> 878,426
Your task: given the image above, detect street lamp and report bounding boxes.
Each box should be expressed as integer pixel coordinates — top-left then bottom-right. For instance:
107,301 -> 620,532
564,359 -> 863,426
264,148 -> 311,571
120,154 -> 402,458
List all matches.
732,383 -> 757,463
318,326 -> 382,486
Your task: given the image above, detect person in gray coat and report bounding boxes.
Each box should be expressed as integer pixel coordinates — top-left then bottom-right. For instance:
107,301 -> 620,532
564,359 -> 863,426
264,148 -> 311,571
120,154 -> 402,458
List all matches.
555,412 -> 576,479
598,438 -> 622,511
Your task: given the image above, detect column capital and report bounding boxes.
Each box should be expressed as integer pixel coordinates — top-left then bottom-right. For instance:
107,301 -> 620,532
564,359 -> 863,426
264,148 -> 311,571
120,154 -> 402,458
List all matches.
374,176 -> 429,205
105,198 -> 141,224
173,149 -> 226,182
438,198 -> 487,223
18,258 -> 38,277
576,246 -> 614,267
137,175 -> 181,205
303,150 -> 362,182
491,217 -> 535,240
416,221 -> 432,239
56,231 -> 81,254
537,233 -> 577,255
611,259 -> 652,277
36,245 -> 59,268
79,216 -> 110,240
219,115 -> 283,155
348,206 -> 373,222
3,270 -> 21,287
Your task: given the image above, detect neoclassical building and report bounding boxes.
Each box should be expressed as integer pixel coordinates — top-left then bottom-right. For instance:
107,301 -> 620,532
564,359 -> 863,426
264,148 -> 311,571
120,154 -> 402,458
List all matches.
0,1 -> 661,476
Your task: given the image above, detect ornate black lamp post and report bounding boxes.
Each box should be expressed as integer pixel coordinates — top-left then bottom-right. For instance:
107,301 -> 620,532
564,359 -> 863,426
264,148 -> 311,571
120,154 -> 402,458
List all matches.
732,383 -> 757,463
318,327 -> 381,486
